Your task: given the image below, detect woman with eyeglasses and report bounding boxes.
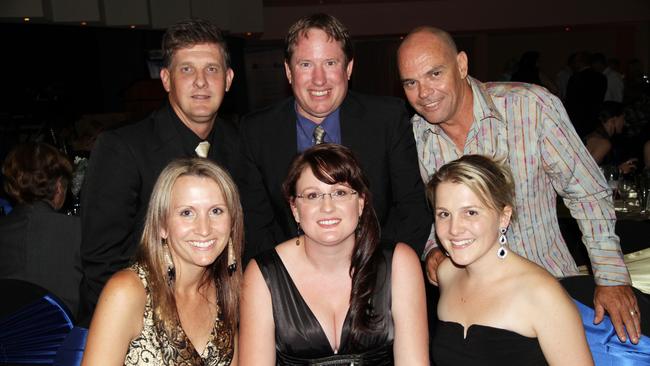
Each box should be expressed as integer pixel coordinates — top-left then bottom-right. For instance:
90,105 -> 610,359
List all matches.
239,143 -> 429,365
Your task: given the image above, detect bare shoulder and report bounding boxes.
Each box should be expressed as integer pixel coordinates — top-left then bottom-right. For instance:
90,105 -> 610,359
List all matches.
586,135 -> 611,150
100,269 -> 147,309
84,268 -> 146,364
239,257 -> 276,365
243,258 -> 263,283
513,257 -> 570,307
392,242 -> 420,268
242,258 -> 272,299
391,244 -> 426,302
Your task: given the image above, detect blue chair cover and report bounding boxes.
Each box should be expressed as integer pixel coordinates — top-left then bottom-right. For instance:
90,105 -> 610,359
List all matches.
0,197 -> 12,215
0,295 -> 73,364
575,300 -> 650,365
53,327 -> 88,366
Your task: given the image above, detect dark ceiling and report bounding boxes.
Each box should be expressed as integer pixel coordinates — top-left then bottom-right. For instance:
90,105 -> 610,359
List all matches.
264,0 -> 432,6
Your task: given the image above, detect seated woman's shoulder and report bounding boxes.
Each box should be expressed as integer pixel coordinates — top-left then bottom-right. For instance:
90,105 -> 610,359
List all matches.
392,242 -> 419,262
102,268 -> 147,307
511,256 -> 568,303
390,243 -> 422,272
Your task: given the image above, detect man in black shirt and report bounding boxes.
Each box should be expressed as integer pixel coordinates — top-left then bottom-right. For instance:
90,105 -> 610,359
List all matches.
78,19 -> 240,325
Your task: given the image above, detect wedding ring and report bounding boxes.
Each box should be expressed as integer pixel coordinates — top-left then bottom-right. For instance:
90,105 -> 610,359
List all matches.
630,310 -> 637,316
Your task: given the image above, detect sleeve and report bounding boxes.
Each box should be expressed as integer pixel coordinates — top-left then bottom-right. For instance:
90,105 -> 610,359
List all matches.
386,103 -> 434,257
238,117 -> 284,264
78,132 -> 141,323
539,96 -> 631,286
412,119 -> 439,260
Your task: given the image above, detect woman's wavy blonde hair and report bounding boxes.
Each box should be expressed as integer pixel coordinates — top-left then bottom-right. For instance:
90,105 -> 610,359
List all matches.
136,158 -> 243,337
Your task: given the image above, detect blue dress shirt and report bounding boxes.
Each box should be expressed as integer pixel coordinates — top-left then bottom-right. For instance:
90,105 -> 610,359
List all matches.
295,104 -> 341,153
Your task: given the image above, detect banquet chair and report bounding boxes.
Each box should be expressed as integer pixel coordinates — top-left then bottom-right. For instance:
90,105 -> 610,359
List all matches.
0,279 -> 74,365
561,275 -> 650,364
52,326 -> 88,366
560,275 -> 649,335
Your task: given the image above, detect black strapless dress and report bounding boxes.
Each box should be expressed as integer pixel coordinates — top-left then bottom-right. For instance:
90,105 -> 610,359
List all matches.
255,249 -> 394,366
432,320 -> 548,366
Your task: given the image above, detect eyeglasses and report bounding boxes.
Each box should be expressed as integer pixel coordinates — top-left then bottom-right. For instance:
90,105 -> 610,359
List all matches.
295,188 -> 358,204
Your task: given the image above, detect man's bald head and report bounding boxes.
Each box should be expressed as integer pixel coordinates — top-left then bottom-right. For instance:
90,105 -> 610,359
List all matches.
397,25 -> 470,127
399,26 -> 458,59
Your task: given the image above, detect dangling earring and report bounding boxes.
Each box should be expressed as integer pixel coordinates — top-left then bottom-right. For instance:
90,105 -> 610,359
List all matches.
296,223 -> 302,246
227,237 -> 237,275
163,238 -> 175,286
497,227 -> 508,259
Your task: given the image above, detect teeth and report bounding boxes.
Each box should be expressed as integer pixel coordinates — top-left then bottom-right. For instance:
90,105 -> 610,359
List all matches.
318,219 -> 340,225
310,90 -> 329,96
189,240 -> 215,248
451,239 -> 474,247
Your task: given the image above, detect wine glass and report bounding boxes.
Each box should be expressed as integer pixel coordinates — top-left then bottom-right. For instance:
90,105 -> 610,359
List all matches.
618,178 -> 634,212
601,165 -> 619,198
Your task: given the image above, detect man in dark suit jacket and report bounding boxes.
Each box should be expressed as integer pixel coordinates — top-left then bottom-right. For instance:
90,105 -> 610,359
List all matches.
79,19 -> 239,325
240,14 -> 432,262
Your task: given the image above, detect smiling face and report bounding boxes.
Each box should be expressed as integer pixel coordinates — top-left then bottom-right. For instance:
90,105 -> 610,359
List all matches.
161,43 -> 234,137
285,28 -> 353,123
290,167 -> 364,247
398,31 -> 469,127
162,175 -> 231,273
434,181 -> 511,267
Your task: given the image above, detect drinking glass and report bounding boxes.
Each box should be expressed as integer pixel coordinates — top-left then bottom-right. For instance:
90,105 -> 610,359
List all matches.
618,178 -> 635,212
602,165 -> 619,198
638,169 -> 650,214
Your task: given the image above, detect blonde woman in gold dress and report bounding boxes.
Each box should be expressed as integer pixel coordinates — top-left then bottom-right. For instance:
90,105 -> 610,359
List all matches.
82,158 -> 242,365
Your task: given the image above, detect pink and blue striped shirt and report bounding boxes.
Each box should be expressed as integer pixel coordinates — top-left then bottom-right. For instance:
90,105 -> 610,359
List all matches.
414,76 -> 630,286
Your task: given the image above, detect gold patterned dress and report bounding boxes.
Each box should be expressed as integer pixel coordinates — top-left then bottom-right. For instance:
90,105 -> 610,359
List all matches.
123,264 -> 234,365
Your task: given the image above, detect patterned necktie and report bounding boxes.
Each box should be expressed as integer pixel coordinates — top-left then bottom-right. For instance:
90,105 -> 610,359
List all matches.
313,125 -> 326,145
195,141 -> 210,158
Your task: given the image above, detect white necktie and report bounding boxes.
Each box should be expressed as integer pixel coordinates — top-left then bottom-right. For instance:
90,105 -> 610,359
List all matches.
195,141 -> 210,158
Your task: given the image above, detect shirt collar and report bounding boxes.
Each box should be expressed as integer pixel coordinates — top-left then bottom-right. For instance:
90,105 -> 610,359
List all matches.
168,102 -> 215,154
295,103 -> 341,142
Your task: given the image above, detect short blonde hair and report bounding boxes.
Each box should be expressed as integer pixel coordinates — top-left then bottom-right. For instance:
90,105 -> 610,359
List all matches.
426,155 -> 517,221
136,157 -> 243,337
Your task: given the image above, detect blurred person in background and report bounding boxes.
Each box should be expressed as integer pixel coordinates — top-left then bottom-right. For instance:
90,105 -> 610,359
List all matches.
0,142 -> 82,314
585,101 -> 637,174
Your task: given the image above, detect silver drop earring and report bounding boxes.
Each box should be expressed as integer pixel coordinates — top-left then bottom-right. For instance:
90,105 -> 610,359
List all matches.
497,227 -> 508,259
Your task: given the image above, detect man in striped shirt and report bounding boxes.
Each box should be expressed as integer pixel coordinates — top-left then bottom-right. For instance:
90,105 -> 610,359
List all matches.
397,26 -> 640,344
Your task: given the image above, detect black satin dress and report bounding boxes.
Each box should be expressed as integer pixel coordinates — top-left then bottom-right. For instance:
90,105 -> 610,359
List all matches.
432,320 -> 548,366
255,249 -> 394,366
